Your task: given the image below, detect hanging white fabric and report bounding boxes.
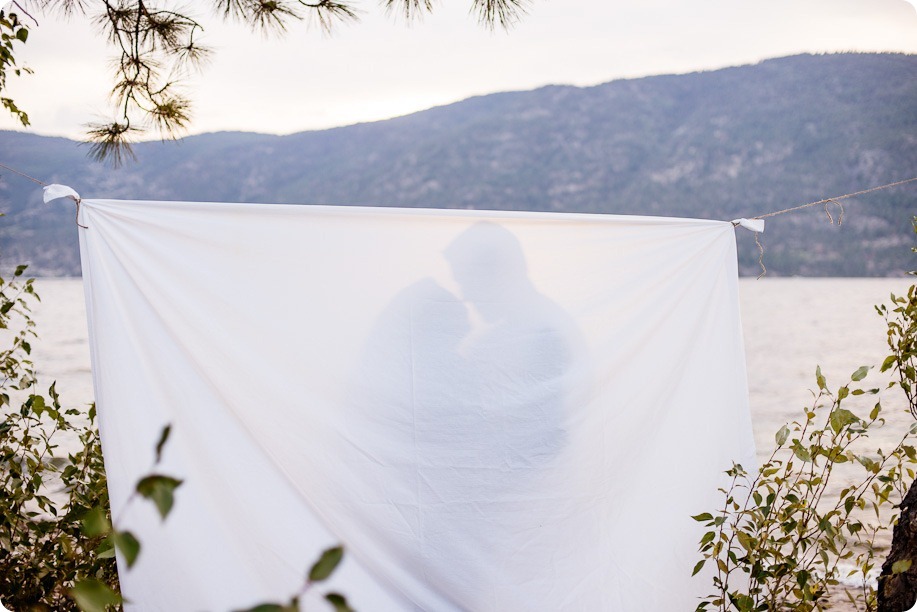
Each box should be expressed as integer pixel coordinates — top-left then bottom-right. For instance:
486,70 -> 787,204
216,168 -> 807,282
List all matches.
77,198 -> 756,611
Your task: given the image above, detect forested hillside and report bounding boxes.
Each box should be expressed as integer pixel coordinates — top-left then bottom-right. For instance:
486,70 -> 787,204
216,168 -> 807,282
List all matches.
1,52 -> 915,276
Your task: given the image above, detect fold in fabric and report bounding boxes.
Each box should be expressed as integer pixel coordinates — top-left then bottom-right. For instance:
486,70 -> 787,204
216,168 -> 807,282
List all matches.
78,200 -> 757,611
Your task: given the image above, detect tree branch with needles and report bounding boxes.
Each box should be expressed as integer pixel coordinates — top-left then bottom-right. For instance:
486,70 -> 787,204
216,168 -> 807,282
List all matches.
2,0 -> 529,165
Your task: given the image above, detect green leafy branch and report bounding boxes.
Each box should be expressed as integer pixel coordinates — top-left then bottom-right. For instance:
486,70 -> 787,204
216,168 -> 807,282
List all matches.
875,216 -> 917,611
70,424 -> 183,612
693,364 -> 917,611
0,4 -> 33,127
237,545 -> 354,612
0,265 -> 118,611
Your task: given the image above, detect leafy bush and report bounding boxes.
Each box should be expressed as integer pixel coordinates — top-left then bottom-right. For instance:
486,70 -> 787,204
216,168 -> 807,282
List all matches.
695,218 -> 917,611
694,366 -> 916,611
0,265 -> 117,609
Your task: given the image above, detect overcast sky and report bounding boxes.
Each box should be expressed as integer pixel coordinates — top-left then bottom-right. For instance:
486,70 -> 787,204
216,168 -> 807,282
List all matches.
1,0 -> 916,139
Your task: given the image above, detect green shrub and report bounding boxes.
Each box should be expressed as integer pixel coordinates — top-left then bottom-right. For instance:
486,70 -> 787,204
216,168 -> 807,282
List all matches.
0,265 -> 118,609
695,218 -> 917,611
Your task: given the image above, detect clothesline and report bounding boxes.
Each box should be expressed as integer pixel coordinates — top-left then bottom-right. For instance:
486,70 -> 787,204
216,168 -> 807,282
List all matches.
0,162 -> 46,186
1,161 -> 914,226
749,176 -> 917,223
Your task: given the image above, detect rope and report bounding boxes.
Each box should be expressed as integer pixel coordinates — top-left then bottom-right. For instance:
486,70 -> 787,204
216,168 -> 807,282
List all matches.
736,176 -> 916,278
0,163 -> 88,228
0,161 -> 914,239
751,177 -> 917,220
754,232 -> 766,279
0,162 -> 46,186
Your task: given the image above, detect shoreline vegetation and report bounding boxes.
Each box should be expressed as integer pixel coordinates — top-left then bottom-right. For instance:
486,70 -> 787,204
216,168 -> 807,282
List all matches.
694,219 -> 917,611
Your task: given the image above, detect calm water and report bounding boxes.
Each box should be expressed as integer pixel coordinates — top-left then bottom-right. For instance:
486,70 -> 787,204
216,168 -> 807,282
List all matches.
741,278 -> 915,452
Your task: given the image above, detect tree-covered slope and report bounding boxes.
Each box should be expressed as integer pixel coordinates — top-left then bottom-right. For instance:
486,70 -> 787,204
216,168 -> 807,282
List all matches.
1,52 -> 915,276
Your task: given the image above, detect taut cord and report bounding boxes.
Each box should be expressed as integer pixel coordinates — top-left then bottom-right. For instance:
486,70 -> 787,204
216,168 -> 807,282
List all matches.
0,162 -> 47,186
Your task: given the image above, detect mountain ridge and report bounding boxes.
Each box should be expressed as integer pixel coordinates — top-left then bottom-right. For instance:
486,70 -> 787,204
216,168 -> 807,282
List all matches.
1,52 -> 915,276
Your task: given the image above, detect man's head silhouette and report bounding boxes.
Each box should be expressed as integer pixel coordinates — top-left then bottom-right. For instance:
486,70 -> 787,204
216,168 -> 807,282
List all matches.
444,222 -> 532,322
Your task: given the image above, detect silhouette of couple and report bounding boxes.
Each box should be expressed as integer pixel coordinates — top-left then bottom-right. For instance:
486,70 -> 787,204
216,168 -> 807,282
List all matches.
345,221 -> 581,608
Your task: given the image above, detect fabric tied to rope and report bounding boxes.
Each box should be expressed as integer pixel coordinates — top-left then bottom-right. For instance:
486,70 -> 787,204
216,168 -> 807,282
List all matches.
732,218 -> 766,233
42,184 -> 80,205
43,184 -> 87,229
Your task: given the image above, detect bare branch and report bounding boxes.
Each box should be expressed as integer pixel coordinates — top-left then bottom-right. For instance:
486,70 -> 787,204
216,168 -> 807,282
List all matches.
10,2 -> 41,25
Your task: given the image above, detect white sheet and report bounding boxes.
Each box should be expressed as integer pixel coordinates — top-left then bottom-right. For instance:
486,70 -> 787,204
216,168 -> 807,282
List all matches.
77,199 -> 756,611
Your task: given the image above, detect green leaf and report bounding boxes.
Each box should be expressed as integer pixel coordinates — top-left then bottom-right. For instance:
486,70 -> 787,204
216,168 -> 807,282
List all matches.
309,545 -> 344,582
830,408 -> 858,434
851,366 -> 869,381
97,547 -> 116,559
136,474 -> 183,520
113,530 -> 141,568
837,386 -> 849,400
155,424 -> 172,463
691,513 -> 713,522
892,559 -> 912,574
816,366 -> 827,390
844,496 -> 855,514
736,531 -> 754,552
325,592 -> 354,612
15,28 -> 27,42
70,578 -> 122,612
81,507 -> 111,537
776,425 -> 790,446
881,355 -> 897,372
870,403 -> 881,420
29,394 -> 46,415
691,559 -> 706,576
234,602 -> 299,612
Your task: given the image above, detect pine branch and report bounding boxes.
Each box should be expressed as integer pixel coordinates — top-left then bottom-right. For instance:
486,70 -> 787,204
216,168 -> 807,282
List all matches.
18,0 -> 532,164
382,0 -> 435,21
472,0 -> 529,29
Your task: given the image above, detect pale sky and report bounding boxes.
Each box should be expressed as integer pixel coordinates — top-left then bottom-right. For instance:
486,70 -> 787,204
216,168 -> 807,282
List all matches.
1,0 -> 916,139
